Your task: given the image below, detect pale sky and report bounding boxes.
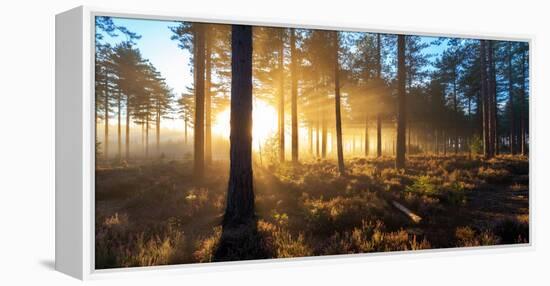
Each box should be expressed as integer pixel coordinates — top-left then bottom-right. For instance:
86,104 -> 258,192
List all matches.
101,17 -> 193,97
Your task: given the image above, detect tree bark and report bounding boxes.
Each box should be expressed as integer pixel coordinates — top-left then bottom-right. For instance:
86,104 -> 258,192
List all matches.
156,102 -> 161,156
104,88 -> 109,160
145,111 -> 149,158
224,25 -> 254,225
364,116 -> 369,157
125,95 -> 130,160
290,28 -> 299,163
520,44 -> 527,155
321,112 -> 327,158
117,90 -> 122,159
395,35 -> 407,169
508,42 -> 516,154
194,24 -> 206,178
278,29 -> 285,163
489,41 -> 498,156
453,68 -> 459,155
308,124 -> 313,155
316,117 -> 320,157
376,34 -> 382,158
480,40 -> 493,159
333,32 -> 345,174
184,118 -> 188,145
205,28 -> 213,164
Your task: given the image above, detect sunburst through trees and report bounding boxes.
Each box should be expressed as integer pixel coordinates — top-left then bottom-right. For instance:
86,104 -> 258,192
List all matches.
94,17 -> 530,269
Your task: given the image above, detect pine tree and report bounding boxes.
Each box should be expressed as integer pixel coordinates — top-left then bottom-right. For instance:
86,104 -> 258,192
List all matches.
224,25 -> 254,225
395,35 -> 407,169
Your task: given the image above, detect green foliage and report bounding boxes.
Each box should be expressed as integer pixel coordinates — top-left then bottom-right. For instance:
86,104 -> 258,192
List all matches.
405,175 -> 438,195
470,135 -> 483,155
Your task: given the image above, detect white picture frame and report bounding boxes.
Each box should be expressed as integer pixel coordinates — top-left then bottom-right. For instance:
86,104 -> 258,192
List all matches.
55,5 -> 533,280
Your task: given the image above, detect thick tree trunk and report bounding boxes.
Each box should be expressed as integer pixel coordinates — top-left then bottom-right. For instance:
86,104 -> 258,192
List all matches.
333,32 -> 345,174
205,29 -> 213,164
224,25 -> 254,225
194,24 -> 206,178
508,42 -> 516,154
395,35 -> 406,169
278,29 -> 285,163
290,28 -> 299,163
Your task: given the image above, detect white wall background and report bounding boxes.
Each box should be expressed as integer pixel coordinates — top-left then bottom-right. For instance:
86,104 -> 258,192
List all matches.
0,0 -> 548,284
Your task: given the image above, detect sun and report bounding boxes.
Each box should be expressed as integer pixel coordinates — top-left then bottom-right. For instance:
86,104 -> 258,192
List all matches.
212,99 -> 278,149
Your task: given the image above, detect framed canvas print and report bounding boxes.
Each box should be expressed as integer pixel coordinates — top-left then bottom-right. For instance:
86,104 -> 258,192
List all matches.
55,6 -> 531,280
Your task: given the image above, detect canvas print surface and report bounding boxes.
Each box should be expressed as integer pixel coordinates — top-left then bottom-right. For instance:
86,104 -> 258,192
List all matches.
94,16 -> 530,269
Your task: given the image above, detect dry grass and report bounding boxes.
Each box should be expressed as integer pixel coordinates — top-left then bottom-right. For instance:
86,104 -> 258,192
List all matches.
95,155 -> 529,268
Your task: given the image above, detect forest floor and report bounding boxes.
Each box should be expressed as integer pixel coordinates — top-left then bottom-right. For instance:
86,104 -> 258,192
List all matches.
95,155 -> 529,269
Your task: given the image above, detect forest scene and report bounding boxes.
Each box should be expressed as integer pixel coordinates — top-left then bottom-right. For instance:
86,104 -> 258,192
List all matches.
94,16 -> 530,269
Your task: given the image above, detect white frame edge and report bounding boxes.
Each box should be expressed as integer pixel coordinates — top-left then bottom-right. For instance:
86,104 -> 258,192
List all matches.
54,5 -> 534,281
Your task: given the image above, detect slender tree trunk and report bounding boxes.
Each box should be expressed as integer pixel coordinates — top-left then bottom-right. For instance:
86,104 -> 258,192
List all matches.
308,124 -> 313,156
290,28 -> 299,163
435,129 -> 439,155
520,44 -> 527,155
278,29 -> 285,163
377,114 -> 382,157
141,123 -> 145,156
316,117 -> 320,157
443,130 -> 447,155
184,118 -> 188,145
145,113 -> 149,158
205,29 -> 213,164
125,95 -> 130,160
407,122 -> 411,154
396,35 -> 406,169
194,24 -> 206,178
224,25 -> 254,225
376,34 -> 382,158
508,42 -> 516,155
117,91 -> 122,159
480,40 -> 493,159
156,104 -> 161,157
351,134 -> 356,155
489,41 -> 498,156
364,116 -> 369,157
321,112 -> 327,158
333,32 -> 345,174
104,89 -> 109,160
453,69 -> 459,155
